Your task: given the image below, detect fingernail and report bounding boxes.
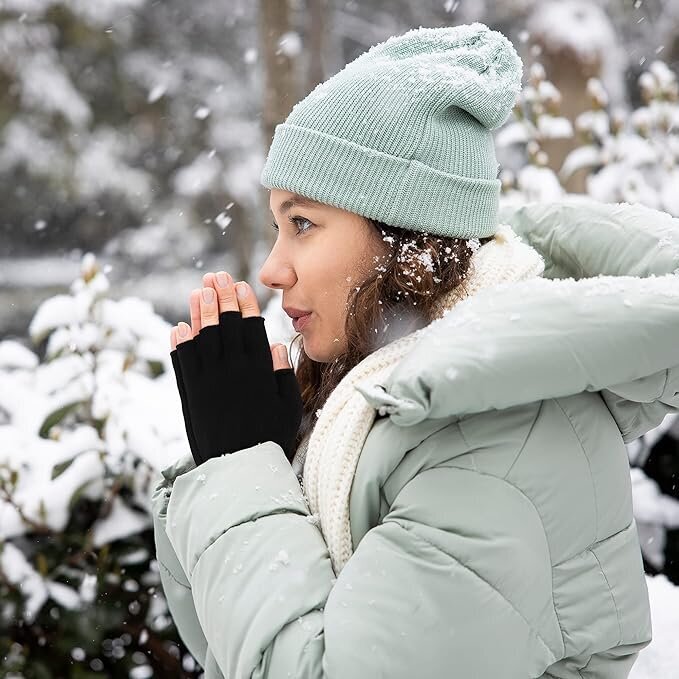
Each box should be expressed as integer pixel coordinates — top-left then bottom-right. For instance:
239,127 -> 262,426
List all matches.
276,344 -> 288,362
202,287 -> 215,303
178,324 -> 189,338
216,272 -> 230,287
236,282 -> 248,299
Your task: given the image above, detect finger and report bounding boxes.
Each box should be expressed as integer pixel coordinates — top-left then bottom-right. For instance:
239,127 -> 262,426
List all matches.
171,325 -> 179,351
218,309 -> 245,356
177,325 -> 200,374
242,314 -> 271,358
233,316 -> 272,390
274,364 -> 302,407
176,322 -> 192,346
199,286 -> 219,328
196,321 -> 222,361
271,343 -> 291,371
234,281 -> 261,318
212,270 -> 239,314
190,289 -> 202,336
172,347 -> 203,465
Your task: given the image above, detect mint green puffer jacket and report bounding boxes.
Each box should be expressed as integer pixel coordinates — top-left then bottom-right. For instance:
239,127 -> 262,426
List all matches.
150,198 -> 679,679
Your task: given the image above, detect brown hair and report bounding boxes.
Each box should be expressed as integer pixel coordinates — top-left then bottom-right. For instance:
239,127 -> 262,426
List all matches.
287,218 -> 494,462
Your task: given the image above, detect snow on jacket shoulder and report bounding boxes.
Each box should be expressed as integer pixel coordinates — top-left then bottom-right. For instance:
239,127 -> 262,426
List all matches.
150,198 -> 679,679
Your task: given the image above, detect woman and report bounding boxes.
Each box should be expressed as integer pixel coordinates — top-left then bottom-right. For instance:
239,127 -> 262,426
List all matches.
151,23 -> 678,678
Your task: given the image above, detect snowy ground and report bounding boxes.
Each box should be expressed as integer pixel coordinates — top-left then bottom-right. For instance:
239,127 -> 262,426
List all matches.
630,575 -> 679,678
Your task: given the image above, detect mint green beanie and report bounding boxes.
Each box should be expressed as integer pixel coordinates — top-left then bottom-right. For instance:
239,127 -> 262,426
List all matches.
260,22 -> 523,239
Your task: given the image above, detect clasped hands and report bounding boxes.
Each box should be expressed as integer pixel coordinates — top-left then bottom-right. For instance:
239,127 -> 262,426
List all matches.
169,271 -> 303,467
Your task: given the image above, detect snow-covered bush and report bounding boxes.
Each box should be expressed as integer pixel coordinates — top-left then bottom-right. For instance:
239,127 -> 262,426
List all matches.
563,61 -> 679,214
496,61 -> 572,203
627,415 -> 679,585
0,254 -> 201,677
497,59 -> 679,216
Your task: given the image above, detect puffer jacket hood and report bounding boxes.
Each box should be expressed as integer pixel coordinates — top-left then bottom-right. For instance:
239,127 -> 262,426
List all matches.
357,198 -> 679,441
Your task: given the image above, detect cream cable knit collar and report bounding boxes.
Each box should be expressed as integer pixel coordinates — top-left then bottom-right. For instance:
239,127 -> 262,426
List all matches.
294,224 -> 546,575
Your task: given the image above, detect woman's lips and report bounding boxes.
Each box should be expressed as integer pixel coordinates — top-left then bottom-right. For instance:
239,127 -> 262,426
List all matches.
292,312 -> 312,332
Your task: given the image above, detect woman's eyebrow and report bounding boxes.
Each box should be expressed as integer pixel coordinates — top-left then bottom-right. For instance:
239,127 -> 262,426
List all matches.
276,195 -> 321,214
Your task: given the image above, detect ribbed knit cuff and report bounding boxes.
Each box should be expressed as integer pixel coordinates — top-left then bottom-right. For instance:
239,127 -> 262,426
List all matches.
261,123 -> 500,239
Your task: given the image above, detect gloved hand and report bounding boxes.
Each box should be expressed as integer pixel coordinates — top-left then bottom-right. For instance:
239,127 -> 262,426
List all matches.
170,310 -> 303,466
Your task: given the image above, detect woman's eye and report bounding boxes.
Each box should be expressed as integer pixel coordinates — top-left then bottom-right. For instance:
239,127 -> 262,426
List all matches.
270,216 -> 314,235
290,216 -> 314,235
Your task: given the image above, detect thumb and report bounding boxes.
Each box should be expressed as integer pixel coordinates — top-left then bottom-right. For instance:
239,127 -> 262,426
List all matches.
270,343 -> 291,370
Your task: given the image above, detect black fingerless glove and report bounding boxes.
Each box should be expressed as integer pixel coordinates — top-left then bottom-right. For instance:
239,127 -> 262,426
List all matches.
170,311 -> 303,466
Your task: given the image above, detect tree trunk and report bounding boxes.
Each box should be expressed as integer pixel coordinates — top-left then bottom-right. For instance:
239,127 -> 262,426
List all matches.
260,0 -> 298,150
254,0 -> 299,301
534,47 -> 599,194
307,0 -> 326,91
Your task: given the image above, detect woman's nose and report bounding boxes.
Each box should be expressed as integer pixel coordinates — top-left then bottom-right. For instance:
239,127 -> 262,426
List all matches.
258,247 -> 295,290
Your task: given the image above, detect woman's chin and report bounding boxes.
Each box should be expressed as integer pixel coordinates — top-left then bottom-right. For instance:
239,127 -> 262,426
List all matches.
302,340 -> 327,363
302,335 -> 343,363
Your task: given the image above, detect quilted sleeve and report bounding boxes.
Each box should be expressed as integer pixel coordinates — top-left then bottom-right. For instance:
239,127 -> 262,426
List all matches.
601,366 -> 679,442
498,197 -> 679,279
164,440 -> 560,678
150,463 -> 209,667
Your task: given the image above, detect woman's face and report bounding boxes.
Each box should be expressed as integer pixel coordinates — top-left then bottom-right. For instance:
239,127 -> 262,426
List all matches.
258,188 -> 389,362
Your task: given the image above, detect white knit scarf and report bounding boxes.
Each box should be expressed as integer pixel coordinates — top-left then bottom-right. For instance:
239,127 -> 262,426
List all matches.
294,224 -> 545,575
